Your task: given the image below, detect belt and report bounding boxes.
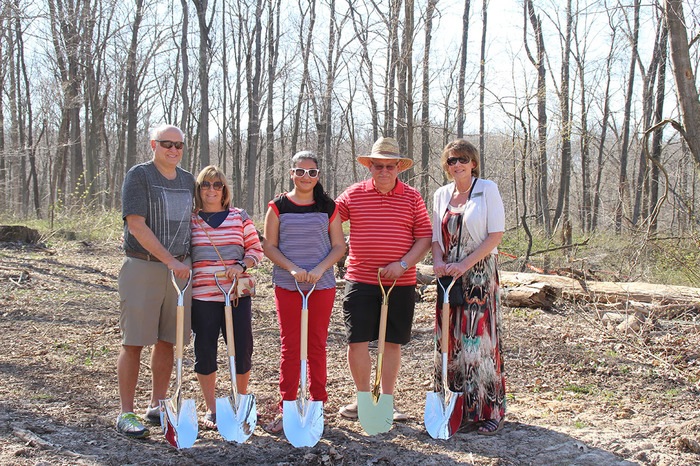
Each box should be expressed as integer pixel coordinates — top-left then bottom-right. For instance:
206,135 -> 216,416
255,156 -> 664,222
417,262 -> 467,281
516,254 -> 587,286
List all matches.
125,250 -> 188,263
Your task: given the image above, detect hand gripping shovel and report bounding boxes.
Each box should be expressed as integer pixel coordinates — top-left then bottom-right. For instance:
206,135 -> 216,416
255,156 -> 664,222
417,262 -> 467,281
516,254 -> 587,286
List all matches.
214,272 -> 257,443
357,269 -> 396,435
283,279 -> 323,447
160,270 -> 198,449
424,275 -> 464,439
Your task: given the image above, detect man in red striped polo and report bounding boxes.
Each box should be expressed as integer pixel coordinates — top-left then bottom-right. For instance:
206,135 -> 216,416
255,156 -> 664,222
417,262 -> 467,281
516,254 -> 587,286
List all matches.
336,136 -> 432,424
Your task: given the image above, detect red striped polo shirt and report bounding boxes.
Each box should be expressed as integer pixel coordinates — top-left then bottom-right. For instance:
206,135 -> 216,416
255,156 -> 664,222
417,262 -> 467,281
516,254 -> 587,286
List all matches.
335,178 -> 432,286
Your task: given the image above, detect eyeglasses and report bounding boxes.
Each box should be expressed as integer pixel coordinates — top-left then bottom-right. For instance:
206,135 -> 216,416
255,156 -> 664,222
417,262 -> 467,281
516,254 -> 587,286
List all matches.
446,157 -> 470,166
200,180 -> 224,191
156,140 -> 184,150
371,163 -> 398,171
291,168 -> 320,178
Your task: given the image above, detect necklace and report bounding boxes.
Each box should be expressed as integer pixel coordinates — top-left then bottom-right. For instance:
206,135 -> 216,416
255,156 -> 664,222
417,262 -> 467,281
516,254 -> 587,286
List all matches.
199,211 -> 219,222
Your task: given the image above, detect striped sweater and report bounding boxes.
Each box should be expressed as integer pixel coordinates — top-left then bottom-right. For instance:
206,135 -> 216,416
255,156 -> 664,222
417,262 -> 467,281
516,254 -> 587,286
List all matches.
190,208 -> 264,301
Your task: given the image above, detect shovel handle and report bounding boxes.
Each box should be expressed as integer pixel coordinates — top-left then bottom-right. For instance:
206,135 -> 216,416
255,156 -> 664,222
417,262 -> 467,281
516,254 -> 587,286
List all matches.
441,301 -> 450,356
224,304 -> 236,358
300,305 -> 309,361
176,304 -> 184,360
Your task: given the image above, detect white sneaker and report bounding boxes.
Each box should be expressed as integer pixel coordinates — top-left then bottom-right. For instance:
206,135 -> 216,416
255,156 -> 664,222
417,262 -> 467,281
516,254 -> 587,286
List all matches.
144,405 -> 160,424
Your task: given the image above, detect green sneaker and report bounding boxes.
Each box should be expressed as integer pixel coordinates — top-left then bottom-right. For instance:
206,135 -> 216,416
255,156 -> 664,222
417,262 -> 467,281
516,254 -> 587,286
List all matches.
117,412 -> 150,438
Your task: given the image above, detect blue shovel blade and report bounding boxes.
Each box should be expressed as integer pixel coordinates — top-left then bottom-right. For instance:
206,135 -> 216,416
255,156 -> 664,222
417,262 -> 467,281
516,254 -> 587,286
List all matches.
357,391 -> 393,435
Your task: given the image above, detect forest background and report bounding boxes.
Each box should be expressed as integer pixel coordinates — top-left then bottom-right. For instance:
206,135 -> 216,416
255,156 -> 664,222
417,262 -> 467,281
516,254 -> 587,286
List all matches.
1,0 -> 699,286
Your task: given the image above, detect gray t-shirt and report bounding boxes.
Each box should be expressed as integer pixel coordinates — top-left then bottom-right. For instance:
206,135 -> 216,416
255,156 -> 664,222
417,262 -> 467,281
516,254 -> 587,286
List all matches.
122,161 -> 195,257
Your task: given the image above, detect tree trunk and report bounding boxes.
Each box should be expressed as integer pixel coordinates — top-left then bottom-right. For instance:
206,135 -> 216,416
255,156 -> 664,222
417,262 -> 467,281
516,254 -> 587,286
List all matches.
245,0 -> 263,214
552,0 -> 572,238
456,0 -> 471,138
478,0 -> 487,172
420,0 -> 436,201
665,0 -> 700,165
524,0 -> 550,234
194,0 -> 211,169
615,0 -> 640,233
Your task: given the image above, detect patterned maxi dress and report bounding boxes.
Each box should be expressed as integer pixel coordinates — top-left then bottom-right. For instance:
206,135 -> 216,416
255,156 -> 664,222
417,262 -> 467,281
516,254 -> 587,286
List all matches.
434,206 -> 506,426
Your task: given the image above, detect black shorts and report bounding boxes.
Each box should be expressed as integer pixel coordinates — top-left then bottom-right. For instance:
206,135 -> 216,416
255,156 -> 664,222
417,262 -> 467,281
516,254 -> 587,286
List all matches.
191,297 -> 253,375
342,280 -> 415,345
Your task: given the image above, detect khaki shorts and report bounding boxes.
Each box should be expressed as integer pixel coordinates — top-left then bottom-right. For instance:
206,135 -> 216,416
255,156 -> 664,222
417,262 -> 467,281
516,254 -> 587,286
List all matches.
118,256 -> 192,346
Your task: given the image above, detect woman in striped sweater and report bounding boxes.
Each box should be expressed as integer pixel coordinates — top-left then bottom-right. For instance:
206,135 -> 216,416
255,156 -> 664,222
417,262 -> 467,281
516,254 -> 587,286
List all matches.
190,165 -> 264,429
262,151 -> 346,433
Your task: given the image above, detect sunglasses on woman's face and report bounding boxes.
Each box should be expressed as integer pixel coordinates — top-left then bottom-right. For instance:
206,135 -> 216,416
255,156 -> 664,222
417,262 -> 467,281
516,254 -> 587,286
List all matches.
291,168 -> 320,178
200,180 -> 224,191
446,156 -> 470,166
156,140 -> 184,150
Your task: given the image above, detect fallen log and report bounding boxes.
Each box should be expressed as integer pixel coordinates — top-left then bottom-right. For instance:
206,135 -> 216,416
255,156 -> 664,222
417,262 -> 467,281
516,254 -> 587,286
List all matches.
414,263 -> 700,311
500,271 -> 700,309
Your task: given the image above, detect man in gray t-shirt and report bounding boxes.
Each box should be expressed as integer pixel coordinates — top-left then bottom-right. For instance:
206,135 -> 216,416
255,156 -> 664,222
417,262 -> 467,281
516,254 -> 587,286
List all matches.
116,124 -> 195,439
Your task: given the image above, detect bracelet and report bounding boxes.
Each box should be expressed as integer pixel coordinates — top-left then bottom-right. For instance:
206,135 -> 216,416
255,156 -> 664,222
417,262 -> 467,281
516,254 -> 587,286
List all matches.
236,260 -> 247,272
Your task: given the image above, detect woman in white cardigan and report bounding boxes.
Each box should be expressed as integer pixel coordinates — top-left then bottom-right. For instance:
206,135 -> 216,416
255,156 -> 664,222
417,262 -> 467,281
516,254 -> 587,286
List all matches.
431,138 -> 506,435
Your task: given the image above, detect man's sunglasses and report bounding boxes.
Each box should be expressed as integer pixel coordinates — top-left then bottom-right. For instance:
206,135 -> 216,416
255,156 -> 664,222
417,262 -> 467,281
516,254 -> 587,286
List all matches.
291,168 -> 320,178
156,140 -> 184,150
200,181 -> 224,191
446,156 -> 470,166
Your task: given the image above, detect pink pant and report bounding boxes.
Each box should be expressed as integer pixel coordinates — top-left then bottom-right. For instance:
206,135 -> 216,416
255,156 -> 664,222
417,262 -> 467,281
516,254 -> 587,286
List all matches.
274,286 -> 335,406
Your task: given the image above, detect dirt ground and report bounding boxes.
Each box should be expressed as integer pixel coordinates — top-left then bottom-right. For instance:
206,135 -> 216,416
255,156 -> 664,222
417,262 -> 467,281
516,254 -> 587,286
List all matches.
1,239 -> 700,465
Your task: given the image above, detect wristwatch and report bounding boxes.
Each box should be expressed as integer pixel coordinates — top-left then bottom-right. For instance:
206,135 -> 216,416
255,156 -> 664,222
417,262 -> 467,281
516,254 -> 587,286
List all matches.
236,260 -> 247,272
399,260 -> 409,270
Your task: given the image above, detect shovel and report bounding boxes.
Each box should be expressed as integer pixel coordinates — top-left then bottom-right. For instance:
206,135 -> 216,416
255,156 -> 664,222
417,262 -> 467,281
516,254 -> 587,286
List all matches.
424,275 -> 464,439
160,270 -> 198,449
357,269 -> 396,435
283,279 -> 323,447
214,272 -> 257,443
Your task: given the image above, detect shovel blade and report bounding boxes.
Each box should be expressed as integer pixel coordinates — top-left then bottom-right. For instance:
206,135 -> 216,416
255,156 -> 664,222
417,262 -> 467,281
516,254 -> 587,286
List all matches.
215,393 -> 257,443
424,390 -> 463,439
357,391 -> 393,435
159,398 -> 198,449
282,399 -> 324,447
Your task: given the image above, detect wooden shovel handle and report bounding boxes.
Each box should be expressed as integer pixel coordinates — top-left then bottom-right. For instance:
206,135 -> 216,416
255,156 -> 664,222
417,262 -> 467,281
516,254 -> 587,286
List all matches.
441,301 -> 450,355
300,306 -> 309,361
224,304 -> 236,358
176,304 -> 184,360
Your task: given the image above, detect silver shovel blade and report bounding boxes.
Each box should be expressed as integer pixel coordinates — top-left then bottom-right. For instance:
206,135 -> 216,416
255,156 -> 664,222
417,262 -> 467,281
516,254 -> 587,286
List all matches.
357,391 -> 393,435
424,390 -> 463,439
216,393 -> 257,443
160,398 -> 198,449
282,398 -> 323,447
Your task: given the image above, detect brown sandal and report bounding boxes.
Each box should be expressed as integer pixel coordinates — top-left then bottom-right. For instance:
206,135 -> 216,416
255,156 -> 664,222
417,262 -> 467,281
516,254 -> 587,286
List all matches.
477,417 -> 504,435
263,414 -> 283,434
201,412 -> 217,430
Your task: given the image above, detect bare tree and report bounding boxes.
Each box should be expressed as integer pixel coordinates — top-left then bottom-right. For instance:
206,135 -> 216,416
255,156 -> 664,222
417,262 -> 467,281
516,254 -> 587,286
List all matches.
193,0 -> 213,168
524,0 -> 551,234
665,0 -> 700,165
552,0 -> 572,243
456,0 -> 471,138
615,0 -> 640,233
478,0 -> 487,171
244,0 -> 263,214
420,0 -> 437,200
264,0 -> 281,203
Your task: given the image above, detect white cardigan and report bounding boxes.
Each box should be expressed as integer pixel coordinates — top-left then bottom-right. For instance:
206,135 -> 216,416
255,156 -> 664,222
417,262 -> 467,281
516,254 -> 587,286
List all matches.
432,178 -> 505,256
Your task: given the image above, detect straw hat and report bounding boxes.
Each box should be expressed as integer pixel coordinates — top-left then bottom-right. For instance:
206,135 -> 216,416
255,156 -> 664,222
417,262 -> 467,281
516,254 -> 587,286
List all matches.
356,137 -> 413,172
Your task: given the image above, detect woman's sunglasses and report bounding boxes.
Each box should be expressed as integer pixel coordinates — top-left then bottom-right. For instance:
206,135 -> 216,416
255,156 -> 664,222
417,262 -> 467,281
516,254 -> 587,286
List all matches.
291,168 -> 320,178
446,156 -> 470,166
156,140 -> 184,150
200,180 -> 224,191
